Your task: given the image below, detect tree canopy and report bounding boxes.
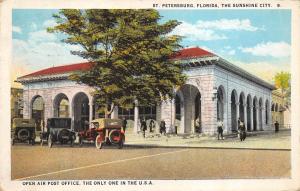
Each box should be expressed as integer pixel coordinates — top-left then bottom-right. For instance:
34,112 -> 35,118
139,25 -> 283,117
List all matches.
274,71 -> 291,106
48,9 -> 186,117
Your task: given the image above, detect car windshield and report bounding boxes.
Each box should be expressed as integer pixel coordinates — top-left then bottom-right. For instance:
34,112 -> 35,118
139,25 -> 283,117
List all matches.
49,119 -> 71,128
91,122 -> 99,128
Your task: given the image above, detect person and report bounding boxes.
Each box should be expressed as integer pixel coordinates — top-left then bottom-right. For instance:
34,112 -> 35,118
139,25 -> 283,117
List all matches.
141,119 -> 147,138
275,121 -> 279,133
217,118 -> 224,140
149,119 -> 155,133
238,120 -> 246,141
122,118 -> 127,132
160,120 -> 166,135
195,117 -> 201,133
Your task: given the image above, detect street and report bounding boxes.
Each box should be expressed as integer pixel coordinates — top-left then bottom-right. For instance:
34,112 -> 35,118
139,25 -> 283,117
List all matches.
11,144 -> 290,180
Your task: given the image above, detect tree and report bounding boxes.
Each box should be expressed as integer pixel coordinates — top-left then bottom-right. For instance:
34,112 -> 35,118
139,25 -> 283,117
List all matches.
274,71 -> 291,106
48,9 -> 186,118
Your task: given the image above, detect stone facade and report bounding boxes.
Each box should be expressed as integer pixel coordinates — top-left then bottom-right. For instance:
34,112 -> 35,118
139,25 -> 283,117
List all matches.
17,48 -> 275,135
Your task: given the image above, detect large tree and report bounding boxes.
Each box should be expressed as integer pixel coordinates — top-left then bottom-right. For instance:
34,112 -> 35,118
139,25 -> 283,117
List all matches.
274,71 -> 291,106
48,9 -> 186,117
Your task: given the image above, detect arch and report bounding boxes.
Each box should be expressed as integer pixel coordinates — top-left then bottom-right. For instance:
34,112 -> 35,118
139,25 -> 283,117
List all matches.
239,92 -> 246,123
31,95 -> 44,131
194,92 -> 201,133
253,96 -> 258,131
259,98 -> 263,130
72,92 -> 90,131
178,84 -> 201,133
53,93 -> 69,118
231,89 -> 238,131
246,94 -> 252,131
174,90 -> 184,133
265,99 -> 270,124
217,85 -> 226,121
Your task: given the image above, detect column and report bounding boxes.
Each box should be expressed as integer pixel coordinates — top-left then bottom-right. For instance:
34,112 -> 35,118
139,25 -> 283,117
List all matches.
261,106 -> 265,130
111,106 -> 118,119
236,102 -> 239,130
69,99 -> 74,130
133,100 -> 139,133
89,101 -> 93,128
256,107 -> 259,131
243,104 -> 247,131
249,105 -> 253,131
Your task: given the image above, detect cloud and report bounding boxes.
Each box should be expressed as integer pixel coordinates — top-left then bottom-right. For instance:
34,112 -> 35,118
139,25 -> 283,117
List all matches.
197,19 -> 261,31
240,41 -> 291,58
12,26 -> 22,33
170,21 -> 227,41
43,19 -> 57,27
12,30 -> 86,85
233,60 -> 290,83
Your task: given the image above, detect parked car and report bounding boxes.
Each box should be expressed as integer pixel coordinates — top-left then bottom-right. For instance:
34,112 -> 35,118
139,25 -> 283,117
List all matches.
78,118 -> 125,149
11,118 -> 36,145
40,118 -> 76,148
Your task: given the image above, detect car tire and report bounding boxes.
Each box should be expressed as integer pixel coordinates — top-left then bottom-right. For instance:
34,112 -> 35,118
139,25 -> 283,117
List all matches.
48,135 -> 53,148
95,135 -> 103,149
79,137 -> 83,147
17,129 -> 30,141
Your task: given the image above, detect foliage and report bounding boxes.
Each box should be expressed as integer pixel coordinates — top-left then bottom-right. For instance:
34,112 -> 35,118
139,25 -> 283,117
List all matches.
274,71 -> 291,106
48,9 -> 186,117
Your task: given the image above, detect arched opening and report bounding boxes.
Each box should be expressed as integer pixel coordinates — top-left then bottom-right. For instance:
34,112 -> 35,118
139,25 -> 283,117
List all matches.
194,92 -> 201,133
174,93 -> 183,132
73,92 -> 90,131
231,90 -> 238,131
253,97 -> 258,131
259,98 -> 263,130
265,99 -> 269,125
53,93 -> 69,118
239,92 -> 245,123
217,86 -> 225,121
246,95 -> 252,131
178,84 -> 201,133
31,95 -> 44,131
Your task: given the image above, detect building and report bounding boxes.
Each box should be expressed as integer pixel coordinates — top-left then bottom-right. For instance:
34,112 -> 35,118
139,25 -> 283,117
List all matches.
11,88 -> 23,121
271,89 -> 291,128
16,47 -> 275,134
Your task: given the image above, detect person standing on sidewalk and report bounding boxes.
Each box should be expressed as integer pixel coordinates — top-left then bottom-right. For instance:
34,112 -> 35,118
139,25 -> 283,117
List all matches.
141,119 -> 147,138
149,119 -> 155,133
217,118 -> 224,140
160,120 -> 166,135
274,121 -> 279,133
122,118 -> 127,132
238,121 -> 246,141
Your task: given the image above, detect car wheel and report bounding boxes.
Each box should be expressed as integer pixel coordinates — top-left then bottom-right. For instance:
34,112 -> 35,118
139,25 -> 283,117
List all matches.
95,135 -> 103,149
48,135 -> 53,148
79,137 -> 83,147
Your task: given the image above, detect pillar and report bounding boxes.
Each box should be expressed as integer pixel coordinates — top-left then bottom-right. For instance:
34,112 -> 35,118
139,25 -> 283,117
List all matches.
89,100 -> 93,128
236,102 -> 239,129
243,104 -> 247,131
256,107 -> 259,131
261,106 -> 265,130
133,100 -> 139,133
249,105 -> 253,131
111,106 -> 118,119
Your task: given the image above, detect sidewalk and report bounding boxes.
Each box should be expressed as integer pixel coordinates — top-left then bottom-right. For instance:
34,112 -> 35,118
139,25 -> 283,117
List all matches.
124,129 -> 291,150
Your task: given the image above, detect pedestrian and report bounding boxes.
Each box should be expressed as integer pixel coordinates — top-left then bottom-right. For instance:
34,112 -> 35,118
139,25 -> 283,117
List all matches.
217,118 -> 224,140
160,120 -> 166,135
149,119 -> 155,133
122,118 -> 127,132
238,120 -> 246,141
274,121 -> 279,133
141,119 -> 147,138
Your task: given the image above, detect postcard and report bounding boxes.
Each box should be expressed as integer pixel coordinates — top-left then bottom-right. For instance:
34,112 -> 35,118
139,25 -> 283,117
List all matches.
0,0 -> 300,191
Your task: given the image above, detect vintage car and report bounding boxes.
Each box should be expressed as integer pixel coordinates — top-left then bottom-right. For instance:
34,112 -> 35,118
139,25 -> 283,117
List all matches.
40,118 -> 76,148
78,118 -> 125,149
11,118 -> 36,145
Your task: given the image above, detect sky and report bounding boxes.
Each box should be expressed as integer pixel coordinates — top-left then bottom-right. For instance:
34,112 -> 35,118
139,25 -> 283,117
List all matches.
12,9 -> 291,87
